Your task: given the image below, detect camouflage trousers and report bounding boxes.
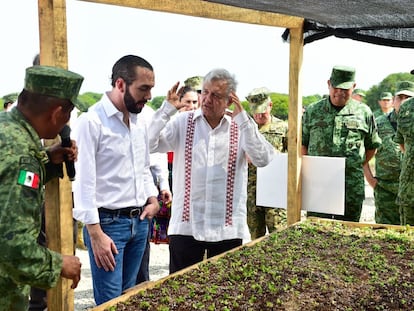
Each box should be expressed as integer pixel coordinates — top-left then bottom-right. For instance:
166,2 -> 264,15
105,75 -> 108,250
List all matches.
374,183 -> 401,225
400,204 -> 414,226
247,205 -> 287,240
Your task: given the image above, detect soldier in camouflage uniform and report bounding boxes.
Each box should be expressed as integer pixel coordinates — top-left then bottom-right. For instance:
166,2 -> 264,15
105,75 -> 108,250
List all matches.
246,87 -> 287,239
303,66 -> 381,222
0,66 -> 84,310
364,86 -> 414,225
393,80 -> 414,225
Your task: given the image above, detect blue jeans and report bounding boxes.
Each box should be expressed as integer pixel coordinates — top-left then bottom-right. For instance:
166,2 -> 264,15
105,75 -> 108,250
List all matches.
83,211 -> 148,305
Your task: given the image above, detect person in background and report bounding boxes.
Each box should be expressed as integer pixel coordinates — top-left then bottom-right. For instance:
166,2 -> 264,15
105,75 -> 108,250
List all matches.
364,82 -> 414,225
72,55 -> 160,305
184,75 -> 203,104
136,104 -> 172,284
351,88 -> 366,103
303,65 -> 381,222
393,79 -> 414,226
148,68 -> 275,273
0,65 -> 83,310
373,91 -> 393,117
178,86 -> 199,112
245,87 -> 287,239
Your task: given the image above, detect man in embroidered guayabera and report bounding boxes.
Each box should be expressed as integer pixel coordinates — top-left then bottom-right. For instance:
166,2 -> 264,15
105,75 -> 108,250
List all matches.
148,68 -> 275,273
364,82 -> 414,225
0,66 -> 84,311
245,87 -> 288,239
394,78 -> 414,226
302,65 -> 381,222
72,55 -> 160,305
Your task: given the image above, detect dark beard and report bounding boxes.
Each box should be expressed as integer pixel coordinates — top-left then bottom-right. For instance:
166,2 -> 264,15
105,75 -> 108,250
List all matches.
124,87 -> 144,114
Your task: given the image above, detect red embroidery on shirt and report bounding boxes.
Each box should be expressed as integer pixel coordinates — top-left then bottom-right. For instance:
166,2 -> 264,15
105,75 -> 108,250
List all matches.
181,113 -> 238,226
182,112 -> 195,222
225,121 -> 238,226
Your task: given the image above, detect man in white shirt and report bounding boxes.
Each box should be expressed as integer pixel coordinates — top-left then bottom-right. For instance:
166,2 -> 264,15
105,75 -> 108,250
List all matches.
73,55 -> 160,305
149,68 -> 275,273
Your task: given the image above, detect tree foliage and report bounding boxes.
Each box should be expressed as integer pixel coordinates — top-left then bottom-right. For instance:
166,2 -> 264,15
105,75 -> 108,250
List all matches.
364,72 -> 414,114
78,92 -> 103,109
148,96 -> 165,110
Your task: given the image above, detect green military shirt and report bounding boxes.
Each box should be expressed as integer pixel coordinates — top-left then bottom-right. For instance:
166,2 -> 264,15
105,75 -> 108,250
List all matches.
394,97 -> 414,208
375,111 -> 401,192
302,97 -> 381,203
0,108 -> 63,311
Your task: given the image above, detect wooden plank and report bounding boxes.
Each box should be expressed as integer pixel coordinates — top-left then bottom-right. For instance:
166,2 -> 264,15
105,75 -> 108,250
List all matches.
77,0 -> 304,28
38,1 -> 75,310
287,26 -> 304,225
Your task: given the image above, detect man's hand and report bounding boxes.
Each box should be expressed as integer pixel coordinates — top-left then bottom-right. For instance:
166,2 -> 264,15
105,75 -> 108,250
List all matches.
86,224 -> 119,272
229,91 -> 243,117
160,190 -> 172,205
47,140 -> 78,164
61,255 -> 82,289
140,196 -> 160,220
167,82 -> 186,110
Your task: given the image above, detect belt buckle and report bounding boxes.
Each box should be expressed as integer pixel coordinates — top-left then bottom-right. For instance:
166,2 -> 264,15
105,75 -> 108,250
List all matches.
129,207 -> 141,218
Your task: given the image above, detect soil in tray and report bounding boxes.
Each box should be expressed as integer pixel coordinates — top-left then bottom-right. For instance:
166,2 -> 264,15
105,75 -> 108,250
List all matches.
107,221 -> 414,311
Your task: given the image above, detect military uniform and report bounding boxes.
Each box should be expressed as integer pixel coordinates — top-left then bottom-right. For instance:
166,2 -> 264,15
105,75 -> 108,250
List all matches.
0,109 -> 63,311
303,97 -> 381,222
246,87 -> 288,240
394,97 -> 414,225
0,65 -> 84,310
374,110 -> 402,225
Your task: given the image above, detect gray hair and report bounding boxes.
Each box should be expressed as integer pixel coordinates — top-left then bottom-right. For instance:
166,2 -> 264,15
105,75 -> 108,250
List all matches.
203,68 -> 238,96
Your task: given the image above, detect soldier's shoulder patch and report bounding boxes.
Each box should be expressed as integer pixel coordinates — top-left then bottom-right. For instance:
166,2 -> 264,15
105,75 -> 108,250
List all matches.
17,170 -> 40,189
17,156 -> 41,189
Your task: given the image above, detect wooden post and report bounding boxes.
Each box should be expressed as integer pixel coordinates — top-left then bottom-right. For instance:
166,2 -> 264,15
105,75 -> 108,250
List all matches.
38,0 -> 75,310
287,26 -> 304,225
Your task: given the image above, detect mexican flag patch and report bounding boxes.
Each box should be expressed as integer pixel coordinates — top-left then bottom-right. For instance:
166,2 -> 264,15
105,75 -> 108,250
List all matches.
17,170 -> 40,189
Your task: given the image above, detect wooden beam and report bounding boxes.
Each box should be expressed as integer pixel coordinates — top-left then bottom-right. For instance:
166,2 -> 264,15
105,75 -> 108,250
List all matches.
38,1 -> 75,310
287,26 -> 304,225
77,0 -> 303,28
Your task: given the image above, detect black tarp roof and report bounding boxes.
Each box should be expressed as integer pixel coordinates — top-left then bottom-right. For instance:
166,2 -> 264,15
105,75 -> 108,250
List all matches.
206,0 -> 414,48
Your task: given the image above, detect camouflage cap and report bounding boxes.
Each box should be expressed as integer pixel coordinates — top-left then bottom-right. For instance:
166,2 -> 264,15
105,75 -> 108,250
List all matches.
329,65 -> 356,89
246,87 -> 271,114
380,91 -> 393,100
395,81 -> 414,97
24,65 -> 87,111
353,88 -> 365,97
184,76 -> 203,91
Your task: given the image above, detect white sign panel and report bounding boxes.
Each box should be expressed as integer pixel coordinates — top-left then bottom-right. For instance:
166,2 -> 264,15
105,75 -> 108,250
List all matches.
302,155 -> 345,215
256,153 -> 287,209
256,154 -> 345,215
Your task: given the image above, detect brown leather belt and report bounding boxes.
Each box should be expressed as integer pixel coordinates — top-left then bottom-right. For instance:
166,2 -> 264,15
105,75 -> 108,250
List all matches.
98,206 -> 143,218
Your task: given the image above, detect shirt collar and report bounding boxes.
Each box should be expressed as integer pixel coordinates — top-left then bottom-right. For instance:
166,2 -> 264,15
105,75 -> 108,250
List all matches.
102,92 -> 121,118
195,108 -> 232,125
101,92 -> 138,123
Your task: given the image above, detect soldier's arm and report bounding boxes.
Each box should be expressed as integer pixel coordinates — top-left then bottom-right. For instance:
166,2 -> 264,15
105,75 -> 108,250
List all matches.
363,162 -> 377,188
364,148 -> 377,165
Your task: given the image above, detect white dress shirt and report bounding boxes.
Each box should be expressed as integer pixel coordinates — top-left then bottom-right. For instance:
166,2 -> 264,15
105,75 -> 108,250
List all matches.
72,93 -> 158,225
148,101 -> 275,242
137,105 -> 170,192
